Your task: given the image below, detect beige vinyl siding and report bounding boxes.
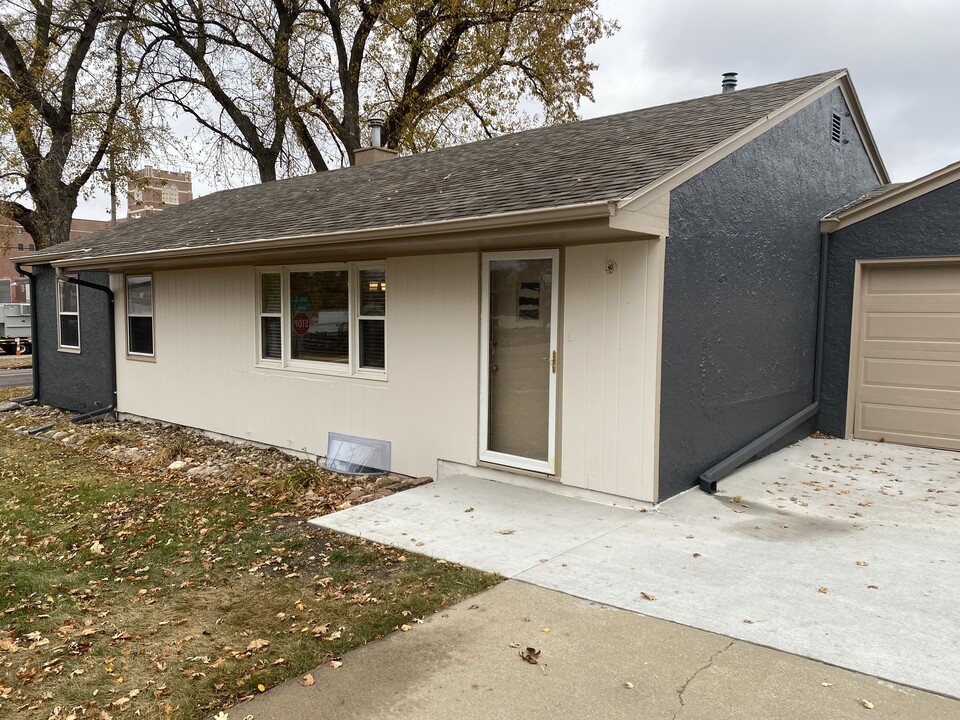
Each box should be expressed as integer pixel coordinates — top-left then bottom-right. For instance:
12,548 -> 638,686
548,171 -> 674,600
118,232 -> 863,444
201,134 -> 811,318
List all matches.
114,254 -> 479,477
851,261 -> 960,451
560,240 -> 662,501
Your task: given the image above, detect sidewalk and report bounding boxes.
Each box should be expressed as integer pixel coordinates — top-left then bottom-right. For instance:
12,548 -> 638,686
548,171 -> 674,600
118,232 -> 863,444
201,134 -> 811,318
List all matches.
233,580 -> 959,720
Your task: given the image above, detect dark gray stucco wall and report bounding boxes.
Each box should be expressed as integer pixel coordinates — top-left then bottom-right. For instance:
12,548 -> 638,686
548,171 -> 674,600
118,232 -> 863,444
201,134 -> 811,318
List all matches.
657,89 -> 881,501
819,178 -> 960,437
35,266 -> 113,413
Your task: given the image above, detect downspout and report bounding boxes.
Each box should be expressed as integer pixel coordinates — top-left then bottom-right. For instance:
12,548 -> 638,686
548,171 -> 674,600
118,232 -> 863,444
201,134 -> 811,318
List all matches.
59,269 -> 118,423
699,232 -> 830,493
12,261 -> 39,404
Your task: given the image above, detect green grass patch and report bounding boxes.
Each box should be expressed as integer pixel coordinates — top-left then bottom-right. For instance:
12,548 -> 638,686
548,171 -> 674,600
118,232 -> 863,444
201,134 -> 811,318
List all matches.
0,430 -> 499,718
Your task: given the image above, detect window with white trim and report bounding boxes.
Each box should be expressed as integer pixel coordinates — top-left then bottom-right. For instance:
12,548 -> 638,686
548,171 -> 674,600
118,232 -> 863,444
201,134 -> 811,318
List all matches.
126,275 -> 154,356
257,264 -> 386,375
57,277 -> 80,350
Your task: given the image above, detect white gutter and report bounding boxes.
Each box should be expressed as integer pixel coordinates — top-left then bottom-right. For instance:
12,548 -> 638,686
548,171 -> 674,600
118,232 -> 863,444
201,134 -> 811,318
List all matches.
50,200 -> 618,270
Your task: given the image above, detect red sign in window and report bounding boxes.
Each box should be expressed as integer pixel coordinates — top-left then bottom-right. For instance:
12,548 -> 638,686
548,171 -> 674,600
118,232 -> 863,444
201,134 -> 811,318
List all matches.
292,312 -> 310,335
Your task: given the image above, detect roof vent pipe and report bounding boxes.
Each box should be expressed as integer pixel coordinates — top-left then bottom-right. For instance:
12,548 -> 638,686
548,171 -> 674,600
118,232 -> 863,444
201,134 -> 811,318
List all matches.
721,72 -> 738,93
368,117 -> 384,148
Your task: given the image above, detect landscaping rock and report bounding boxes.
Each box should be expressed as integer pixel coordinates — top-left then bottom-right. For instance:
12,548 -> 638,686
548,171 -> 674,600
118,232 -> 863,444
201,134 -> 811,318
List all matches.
0,401 -> 433,512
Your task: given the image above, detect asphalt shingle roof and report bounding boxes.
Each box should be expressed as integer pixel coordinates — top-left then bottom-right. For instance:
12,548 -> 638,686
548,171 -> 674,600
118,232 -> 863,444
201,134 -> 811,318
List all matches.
40,71 -> 840,263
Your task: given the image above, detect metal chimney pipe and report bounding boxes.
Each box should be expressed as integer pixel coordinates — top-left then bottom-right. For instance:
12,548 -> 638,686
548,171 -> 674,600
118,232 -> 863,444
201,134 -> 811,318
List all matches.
721,72 -> 738,93
368,117 -> 384,148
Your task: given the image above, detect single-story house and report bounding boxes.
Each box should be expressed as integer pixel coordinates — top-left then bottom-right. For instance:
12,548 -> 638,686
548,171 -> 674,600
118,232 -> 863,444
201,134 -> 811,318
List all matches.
18,69 -> 895,504
819,160 -> 960,451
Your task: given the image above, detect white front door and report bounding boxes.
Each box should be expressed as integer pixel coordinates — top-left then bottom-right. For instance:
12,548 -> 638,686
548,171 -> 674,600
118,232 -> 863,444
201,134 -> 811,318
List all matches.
479,250 -> 559,474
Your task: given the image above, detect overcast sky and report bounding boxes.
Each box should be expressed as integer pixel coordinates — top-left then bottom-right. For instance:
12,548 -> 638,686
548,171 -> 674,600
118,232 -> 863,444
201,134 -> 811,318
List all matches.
77,0 -> 960,219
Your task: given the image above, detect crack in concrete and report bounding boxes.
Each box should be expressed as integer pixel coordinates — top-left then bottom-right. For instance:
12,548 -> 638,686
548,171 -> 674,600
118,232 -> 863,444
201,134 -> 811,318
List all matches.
672,640 -> 736,718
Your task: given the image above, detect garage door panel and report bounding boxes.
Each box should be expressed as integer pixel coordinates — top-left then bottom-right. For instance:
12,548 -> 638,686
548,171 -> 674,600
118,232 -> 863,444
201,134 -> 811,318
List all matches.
862,295 -> 960,312
857,403 -> 960,451
860,343 -> 960,362
861,357 -> 960,391
865,264 -> 960,294
852,262 -> 960,452
863,312 -> 960,342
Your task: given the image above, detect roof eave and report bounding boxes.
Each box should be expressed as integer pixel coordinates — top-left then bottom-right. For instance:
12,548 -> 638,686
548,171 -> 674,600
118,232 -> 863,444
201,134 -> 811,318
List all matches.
50,200 -> 621,271
821,159 -> 960,232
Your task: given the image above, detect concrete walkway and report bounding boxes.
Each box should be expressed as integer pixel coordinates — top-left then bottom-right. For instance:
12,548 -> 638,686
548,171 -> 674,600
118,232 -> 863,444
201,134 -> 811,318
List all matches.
236,580 -> 960,719
312,437 -> 960,699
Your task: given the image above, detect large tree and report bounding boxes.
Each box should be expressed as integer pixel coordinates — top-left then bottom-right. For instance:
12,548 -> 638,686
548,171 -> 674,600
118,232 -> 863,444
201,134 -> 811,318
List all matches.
0,0 -> 151,248
140,0 -> 615,183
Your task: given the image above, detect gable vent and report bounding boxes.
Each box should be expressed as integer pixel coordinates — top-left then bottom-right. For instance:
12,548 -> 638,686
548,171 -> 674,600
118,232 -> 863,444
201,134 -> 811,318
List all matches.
831,112 -> 842,145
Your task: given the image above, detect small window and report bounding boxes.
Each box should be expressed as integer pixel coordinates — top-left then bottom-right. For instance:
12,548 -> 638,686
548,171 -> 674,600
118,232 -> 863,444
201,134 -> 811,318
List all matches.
358,268 -> 386,369
28,244 -> 34,250
17,243 -> 23,251
831,112 -> 842,145
259,271 -> 281,361
57,278 -> 80,350
126,275 -> 154,355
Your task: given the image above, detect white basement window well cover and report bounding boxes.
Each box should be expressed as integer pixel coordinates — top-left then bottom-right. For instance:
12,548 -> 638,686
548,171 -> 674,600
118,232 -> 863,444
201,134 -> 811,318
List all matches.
257,264 -> 386,376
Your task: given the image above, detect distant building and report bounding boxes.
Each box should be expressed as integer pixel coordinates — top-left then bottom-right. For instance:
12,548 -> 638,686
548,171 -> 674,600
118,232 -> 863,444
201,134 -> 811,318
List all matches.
127,166 -> 193,220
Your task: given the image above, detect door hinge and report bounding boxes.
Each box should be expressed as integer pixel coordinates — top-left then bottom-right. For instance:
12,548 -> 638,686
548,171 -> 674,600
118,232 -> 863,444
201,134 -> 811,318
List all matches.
551,350 -> 557,374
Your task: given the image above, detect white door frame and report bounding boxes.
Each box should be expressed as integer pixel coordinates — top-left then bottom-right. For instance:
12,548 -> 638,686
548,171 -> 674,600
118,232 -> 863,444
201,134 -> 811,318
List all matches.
479,249 -> 559,474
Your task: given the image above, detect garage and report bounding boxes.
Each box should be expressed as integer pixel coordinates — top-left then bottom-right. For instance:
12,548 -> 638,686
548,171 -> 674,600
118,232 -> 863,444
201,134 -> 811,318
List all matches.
818,159 -> 960,449
849,261 -> 960,450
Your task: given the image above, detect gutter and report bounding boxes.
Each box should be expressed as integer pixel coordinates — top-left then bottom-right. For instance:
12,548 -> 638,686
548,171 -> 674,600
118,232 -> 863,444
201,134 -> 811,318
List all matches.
57,268 -> 118,423
48,200 -> 617,271
12,261 -> 39,404
699,231 -> 829,493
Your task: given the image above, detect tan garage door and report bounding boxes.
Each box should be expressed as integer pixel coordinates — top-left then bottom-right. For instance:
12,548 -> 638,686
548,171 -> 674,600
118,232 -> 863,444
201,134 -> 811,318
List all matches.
852,262 -> 960,450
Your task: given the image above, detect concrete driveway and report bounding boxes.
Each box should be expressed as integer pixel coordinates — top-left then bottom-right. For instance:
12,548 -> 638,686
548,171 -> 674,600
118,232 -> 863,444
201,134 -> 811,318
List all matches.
313,437 -> 960,699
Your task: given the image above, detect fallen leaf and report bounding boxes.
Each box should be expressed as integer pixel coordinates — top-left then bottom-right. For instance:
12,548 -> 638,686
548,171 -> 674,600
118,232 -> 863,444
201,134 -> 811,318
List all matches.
246,638 -> 270,652
860,698 -> 874,709
541,627 -> 551,633
856,561 -> 869,567
519,647 -> 541,664
641,592 -> 656,601
692,552 -> 701,558
498,529 -> 516,535
90,540 -> 105,555
624,682 -> 634,689
743,619 -> 754,624
325,630 -> 342,641
299,673 -> 315,687
399,624 -> 411,632
818,587 -> 828,594
464,507 -> 474,513
821,682 -> 834,687
867,585 -> 879,590
508,642 -> 521,648
329,660 -> 343,669
257,683 -> 266,692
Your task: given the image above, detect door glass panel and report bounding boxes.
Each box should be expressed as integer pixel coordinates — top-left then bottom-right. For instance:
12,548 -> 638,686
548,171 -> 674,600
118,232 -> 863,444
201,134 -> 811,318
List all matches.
487,258 -> 553,461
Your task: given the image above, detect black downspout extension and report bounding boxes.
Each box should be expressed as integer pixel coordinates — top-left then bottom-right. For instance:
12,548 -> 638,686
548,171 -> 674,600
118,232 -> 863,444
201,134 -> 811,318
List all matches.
66,275 -> 118,423
699,232 -> 830,493
12,262 -> 39,404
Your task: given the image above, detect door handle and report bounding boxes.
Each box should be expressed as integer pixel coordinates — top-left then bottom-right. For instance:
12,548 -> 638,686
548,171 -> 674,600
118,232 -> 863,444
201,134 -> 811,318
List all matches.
491,364 -> 499,373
